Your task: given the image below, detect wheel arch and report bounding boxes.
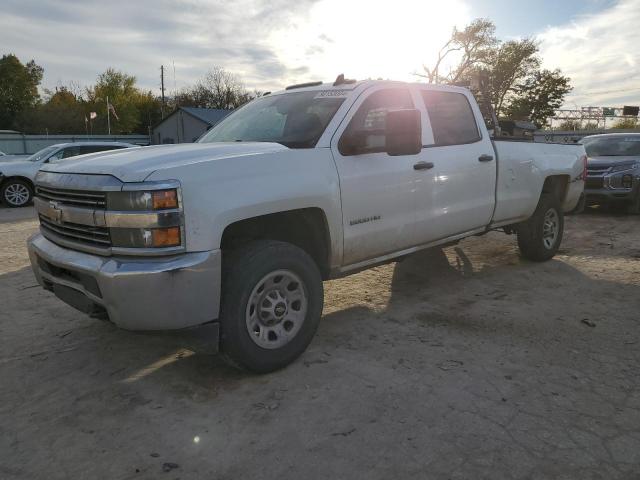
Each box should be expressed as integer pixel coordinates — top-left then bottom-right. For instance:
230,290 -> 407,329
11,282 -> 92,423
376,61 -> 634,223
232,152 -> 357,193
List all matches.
1,175 -> 35,191
540,174 -> 570,203
220,207 -> 332,279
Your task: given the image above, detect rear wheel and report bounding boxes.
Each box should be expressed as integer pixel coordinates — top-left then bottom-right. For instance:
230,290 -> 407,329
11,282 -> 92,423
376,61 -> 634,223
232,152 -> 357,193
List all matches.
219,240 -> 323,373
627,191 -> 640,214
517,194 -> 564,261
1,179 -> 33,207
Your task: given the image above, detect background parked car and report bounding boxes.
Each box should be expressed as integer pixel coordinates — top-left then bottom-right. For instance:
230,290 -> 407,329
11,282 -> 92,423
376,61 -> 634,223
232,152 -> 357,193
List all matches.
581,133 -> 640,213
0,142 -> 137,207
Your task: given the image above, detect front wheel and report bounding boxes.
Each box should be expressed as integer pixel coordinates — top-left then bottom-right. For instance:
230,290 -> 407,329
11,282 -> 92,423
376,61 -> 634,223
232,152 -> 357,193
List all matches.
219,240 -> 323,373
1,179 -> 33,207
517,194 -> 564,261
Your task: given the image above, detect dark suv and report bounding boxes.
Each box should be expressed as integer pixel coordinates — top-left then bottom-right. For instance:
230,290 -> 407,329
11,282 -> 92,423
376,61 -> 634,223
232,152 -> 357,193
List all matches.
581,133 -> 640,213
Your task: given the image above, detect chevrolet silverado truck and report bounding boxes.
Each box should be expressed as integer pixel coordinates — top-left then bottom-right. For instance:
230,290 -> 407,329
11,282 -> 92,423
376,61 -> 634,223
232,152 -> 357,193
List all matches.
27,79 -> 586,373
581,133 -> 640,213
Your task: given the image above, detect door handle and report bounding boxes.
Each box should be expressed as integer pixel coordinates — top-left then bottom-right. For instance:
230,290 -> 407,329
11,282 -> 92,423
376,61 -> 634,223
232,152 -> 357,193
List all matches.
413,161 -> 434,170
478,154 -> 494,162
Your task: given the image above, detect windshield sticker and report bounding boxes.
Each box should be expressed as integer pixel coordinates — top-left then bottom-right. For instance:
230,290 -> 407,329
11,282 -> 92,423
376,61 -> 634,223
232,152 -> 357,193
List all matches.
314,90 -> 351,99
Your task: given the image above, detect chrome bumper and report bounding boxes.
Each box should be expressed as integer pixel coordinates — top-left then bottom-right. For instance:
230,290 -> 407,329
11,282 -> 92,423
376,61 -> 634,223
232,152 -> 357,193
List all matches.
27,233 -> 221,331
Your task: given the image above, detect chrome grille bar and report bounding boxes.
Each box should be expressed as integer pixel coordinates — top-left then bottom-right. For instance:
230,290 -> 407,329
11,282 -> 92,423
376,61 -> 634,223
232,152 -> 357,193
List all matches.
36,186 -> 107,207
39,215 -> 111,246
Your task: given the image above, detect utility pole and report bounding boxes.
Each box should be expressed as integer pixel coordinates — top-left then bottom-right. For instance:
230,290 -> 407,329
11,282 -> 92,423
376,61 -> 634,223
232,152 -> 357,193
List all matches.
106,96 -> 111,135
160,65 -> 166,119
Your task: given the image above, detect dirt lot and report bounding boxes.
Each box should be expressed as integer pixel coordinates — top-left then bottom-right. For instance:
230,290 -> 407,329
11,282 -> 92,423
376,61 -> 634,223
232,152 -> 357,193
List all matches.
1,206 -> 639,479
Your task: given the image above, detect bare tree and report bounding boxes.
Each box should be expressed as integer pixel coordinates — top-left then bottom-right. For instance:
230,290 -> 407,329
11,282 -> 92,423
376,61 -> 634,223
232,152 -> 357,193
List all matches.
417,19 -> 496,84
175,66 -> 254,110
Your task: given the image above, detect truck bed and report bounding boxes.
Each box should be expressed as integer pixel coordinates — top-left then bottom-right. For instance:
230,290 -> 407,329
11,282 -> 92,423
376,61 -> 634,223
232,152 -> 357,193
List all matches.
492,140 -> 585,224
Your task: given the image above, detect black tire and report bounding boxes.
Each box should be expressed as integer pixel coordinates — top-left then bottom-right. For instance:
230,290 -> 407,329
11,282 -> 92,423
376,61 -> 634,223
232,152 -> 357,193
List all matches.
627,190 -> 640,214
517,194 -> 564,262
1,179 -> 33,207
219,240 -> 323,373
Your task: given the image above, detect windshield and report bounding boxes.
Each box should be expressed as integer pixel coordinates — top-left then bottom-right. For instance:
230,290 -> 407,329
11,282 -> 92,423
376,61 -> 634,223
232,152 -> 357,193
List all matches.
198,91 -> 345,148
582,136 -> 640,157
28,145 -> 59,162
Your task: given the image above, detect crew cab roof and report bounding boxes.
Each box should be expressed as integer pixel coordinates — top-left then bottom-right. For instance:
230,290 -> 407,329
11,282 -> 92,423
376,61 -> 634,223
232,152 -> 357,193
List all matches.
268,79 -> 473,97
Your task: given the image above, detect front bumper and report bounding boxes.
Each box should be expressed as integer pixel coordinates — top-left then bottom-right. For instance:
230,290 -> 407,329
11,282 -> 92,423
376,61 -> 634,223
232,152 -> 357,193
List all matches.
28,233 -> 221,331
585,184 -> 639,204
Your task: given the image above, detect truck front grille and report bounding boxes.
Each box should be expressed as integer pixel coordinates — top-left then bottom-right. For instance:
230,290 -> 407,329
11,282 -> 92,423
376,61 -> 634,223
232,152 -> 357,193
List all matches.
35,185 -> 112,252
38,214 -> 111,248
36,186 -> 107,208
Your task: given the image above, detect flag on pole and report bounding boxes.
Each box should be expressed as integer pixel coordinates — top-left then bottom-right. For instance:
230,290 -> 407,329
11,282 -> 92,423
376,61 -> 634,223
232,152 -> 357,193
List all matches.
108,103 -> 119,121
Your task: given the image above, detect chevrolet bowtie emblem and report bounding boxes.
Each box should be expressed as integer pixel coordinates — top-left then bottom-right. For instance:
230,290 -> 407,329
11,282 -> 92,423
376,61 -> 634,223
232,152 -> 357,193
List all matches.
48,201 -> 62,222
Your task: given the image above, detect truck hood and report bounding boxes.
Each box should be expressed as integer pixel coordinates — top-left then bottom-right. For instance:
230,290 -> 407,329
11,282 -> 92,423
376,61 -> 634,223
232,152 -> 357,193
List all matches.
39,142 -> 289,182
587,155 -> 640,169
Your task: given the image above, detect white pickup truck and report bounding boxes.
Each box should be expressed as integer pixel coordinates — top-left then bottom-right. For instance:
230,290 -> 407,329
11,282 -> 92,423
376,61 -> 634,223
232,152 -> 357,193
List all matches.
27,79 -> 586,372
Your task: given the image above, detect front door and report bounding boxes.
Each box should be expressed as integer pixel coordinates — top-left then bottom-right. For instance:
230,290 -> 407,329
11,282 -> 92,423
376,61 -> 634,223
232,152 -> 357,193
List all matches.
331,86 -> 420,266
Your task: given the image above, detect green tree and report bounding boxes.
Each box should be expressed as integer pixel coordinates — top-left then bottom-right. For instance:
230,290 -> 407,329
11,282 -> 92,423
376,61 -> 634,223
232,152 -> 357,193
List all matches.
557,119 -> 581,131
16,86 -> 86,134
0,54 -> 44,129
86,69 -> 140,134
418,20 -> 572,128
504,69 -> 572,128
133,90 -> 163,135
610,117 -> 639,129
484,38 -> 540,117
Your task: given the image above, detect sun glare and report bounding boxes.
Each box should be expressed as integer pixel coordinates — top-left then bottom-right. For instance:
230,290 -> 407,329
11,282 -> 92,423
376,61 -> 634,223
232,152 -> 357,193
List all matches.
269,0 -> 471,84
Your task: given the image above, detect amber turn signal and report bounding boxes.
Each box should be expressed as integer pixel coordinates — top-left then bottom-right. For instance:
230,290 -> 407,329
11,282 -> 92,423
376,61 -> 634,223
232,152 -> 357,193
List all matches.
152,189 -> 178,210
152,227 -> 181,247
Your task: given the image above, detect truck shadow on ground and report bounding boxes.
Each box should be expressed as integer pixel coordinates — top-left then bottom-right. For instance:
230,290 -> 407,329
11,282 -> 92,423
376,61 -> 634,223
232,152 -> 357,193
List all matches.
318,242 -> 640,350
1,235 -> 639,395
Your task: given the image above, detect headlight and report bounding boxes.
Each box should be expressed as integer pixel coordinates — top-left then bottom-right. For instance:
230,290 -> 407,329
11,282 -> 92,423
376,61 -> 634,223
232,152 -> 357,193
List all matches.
105,184 -> 183,250
107,189 -> 179,211
111,226 -> 181,248
610,162 -> 639,173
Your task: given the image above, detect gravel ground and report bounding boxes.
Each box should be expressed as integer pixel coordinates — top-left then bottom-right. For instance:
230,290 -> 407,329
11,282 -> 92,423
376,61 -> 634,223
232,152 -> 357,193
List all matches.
1,206 -> 639,479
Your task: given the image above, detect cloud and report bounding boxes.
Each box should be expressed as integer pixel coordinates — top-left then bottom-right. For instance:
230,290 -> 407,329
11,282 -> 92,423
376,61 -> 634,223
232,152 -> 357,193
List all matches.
267,0 -> 472,84
538,0 -> 640,107
0,0 -> 320,94
5,0 -> 634,109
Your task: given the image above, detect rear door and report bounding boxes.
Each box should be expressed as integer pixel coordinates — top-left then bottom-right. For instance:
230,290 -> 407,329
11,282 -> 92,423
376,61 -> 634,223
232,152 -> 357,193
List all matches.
331,86 -> 420,265
413,88 -> 496,242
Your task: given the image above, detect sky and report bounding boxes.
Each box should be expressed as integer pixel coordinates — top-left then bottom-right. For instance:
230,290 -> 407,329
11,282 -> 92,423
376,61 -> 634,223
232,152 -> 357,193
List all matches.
1,0 -> 638,108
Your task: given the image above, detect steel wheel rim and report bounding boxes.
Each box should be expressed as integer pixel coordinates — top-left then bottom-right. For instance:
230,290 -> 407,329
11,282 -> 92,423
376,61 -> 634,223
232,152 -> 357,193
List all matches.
245,269 -> 308,349
4,183 -> 30,206
542,208 -> 559,249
